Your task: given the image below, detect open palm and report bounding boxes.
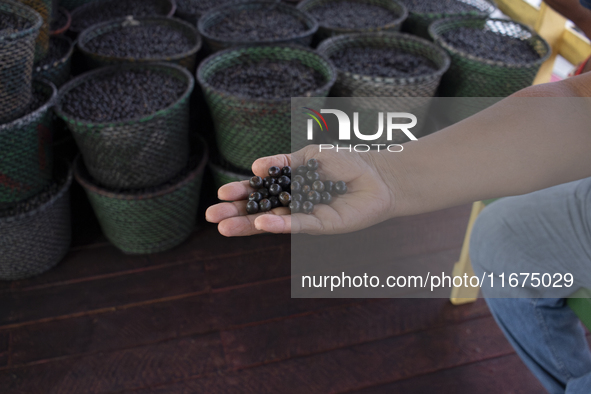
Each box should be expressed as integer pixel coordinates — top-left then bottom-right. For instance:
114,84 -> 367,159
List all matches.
205,146 -> 396,236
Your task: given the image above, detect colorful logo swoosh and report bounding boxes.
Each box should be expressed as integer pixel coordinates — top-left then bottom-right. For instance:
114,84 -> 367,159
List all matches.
302,107 -> 328,132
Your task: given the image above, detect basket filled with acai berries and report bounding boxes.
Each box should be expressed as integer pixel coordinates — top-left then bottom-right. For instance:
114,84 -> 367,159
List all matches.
245,159 -> 347,215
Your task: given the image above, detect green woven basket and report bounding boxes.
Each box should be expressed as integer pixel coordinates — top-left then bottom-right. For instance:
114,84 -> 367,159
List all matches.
33,35 -> 74,87
317,32 -> 450,97
198,1 -> 318,53
75,140 -> 208,255
0,161 -> 72,280
0,0 -> 42,124
20,0 -> 52,61
59,0 -> 97,11
401,0 -> 495,39
77,16 -> 201,72
430,17 -> 551,98
55,62 -> 194,190
197,45 -> 336,171
0,80 -> 56,204
209,159 -> 252,189
297,0 -> 407,41
69,0 -> 176,35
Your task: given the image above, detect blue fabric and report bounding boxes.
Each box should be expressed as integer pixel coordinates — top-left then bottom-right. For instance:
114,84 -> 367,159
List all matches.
470,178 -> 591,393
582,0 -> 591,10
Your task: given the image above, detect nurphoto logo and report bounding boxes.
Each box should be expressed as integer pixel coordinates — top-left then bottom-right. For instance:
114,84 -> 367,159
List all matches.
303,108 -> 418,153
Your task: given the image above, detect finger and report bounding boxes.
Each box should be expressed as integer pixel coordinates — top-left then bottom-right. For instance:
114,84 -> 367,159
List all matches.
218,180 -> 253,202
253,211 -> 325,234
252,154 -> 291,177
218,207 -> 290,237
205,201 -> 247,223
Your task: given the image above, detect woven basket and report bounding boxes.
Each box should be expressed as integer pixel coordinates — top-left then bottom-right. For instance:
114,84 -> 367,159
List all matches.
77,16 -> 201,71
0,161 -> 72,280
297,0 -> 407,41
33,35 -> 74,87
198,1 -> 318,52
317,32 -> 450,97
49,6 -> 70,35
175,0 -> 248,26
59,0 -> 97,11
401,0 -> 495,39
75,140 -> 208,255
0,0 -> 42,124
55,62 -> 194,190
430,17 -> 551,98
0,80 -> 56,203
197,45 -> 336,171
69,0 -> 176,35
209,159 -> 252,189
20,0 -> 52,61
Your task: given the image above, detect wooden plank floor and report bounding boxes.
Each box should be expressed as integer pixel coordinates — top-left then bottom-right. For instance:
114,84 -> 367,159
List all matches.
0,187 -> 549,393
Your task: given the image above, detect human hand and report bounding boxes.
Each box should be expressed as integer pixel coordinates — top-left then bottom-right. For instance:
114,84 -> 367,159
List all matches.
205,145 -> 398,237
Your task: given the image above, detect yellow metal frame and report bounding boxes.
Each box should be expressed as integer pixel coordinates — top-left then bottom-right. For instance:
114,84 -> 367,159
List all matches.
450,1 -> 591,305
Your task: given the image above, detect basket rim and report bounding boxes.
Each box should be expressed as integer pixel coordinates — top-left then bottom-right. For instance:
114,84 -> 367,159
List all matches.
428,16 -> 551,69
76,15 -> 202,63
0,79 -> 57,132
404,0 -> 495,18
74,137 -> 209,200
0,0 -> 44,42
34,35 -> 75,72
316,31 -> 451,83
196,44 -> 337,103
69,0 -> 177,33
54,62 -> 195,127
197,1 -> 318,47
0,161 -> 73,224
296,0 -> 408,33
50,7 -> 72,36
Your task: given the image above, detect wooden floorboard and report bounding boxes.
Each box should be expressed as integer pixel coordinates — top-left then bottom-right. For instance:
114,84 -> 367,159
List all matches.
0,203 -> 555,393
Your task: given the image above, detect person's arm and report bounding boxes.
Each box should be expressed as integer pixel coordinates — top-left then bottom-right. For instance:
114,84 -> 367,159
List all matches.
206,73 -> 591,236
382,72 -> 591,217
544,0 -> 591,38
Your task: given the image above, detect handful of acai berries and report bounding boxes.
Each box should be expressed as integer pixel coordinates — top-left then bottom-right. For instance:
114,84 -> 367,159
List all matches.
246,159 -> 348,215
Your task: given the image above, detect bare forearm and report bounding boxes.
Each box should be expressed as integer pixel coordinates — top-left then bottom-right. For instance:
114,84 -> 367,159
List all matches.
544,0 -> 591,38
384,75 -> 591,217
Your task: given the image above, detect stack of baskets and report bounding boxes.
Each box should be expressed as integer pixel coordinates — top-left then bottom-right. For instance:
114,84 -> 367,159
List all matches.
0,0 -> 72,280
56,63 -> 207,254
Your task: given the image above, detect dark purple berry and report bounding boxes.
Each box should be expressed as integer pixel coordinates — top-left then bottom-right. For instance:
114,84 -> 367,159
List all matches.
302,201 -> 314,214
279,191 -> 291,206
335,181 -> 348,195
269,184 -> 282,196
312,180 -> 325,193
324,180 -> 335,194
278,175 -> 291,189
296,165 -> 308,175
292,193 -> 303,202
307,158 -> 319,171
259,198 -> 272,212
246,201 -> 259,214
264,176 -> 277,189
307,190 -> 321,205
248,192 -> 262,202
258,188 -> 270,199
269,196 -> 280,208
291,181 -> 301,193
250,176 -> 263,189
293,175 -> 305,184
268,166 -> 281,178
282,166 -> 291,177
321,191 -> 333,204
301,184 -> 311,194
306,171 -> 320,183
290,200 -> 302,213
